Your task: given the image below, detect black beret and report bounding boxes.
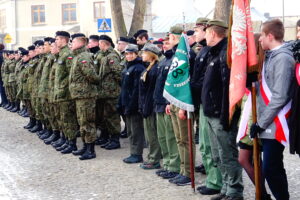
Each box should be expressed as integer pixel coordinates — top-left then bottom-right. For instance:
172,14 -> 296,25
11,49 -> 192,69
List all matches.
133,29 -> 148,39
89,35 -> 100,41
127,37 -> 137,45
34,40 -> 44,47
55,31 -> 70,38
49,38 -> 56,44
117,37 -> 128,43
44,37 -> 54,42
14,50 -> 19,54
186,30 -> 195,36
8,50 -> 14,55
18,47 -> 29,56
99,35 -> 115,48
28,45 -> 35,51
153,41 -> 163,45
71,33 -> 86,40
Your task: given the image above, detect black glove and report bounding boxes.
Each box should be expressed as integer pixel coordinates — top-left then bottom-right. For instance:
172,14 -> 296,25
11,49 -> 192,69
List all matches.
292,40 -> 300,63
250,123 -> 265,139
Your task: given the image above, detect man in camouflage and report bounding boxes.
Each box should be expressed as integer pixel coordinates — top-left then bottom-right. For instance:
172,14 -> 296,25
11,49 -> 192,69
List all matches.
69,33 -> 100,160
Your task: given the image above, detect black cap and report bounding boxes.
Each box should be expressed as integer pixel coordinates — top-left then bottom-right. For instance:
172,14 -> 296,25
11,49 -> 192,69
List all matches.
18,47 -> 29,56
44,37 -> 54,43
127,37 -> 137,45
49,38 -> 56,44
8,50 -> 14,55
133,29 -> 148,39
28,45 -> 35,51
34,40 -> 44,47
186,30 -> 195,36
117,37 -> 128,43
153,40 -> 163,45
71,33 -> 86,41
99,35 -> 115,48
55,31 -> 70,38
89,35 -> 100,41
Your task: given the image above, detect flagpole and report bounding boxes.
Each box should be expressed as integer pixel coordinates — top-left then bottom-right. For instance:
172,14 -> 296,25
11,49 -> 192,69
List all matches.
251,82 -> 262,200
187,111 -> 195,192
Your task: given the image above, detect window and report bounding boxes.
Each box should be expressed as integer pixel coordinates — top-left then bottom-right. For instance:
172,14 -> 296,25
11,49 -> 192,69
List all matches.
0,9 -> 6,29
94,1 -> 106,19
31,5 -> 45,25
62,3 -> 77,24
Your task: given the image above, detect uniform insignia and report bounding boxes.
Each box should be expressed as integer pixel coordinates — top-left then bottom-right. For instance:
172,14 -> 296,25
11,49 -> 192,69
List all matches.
29,64 -> 33,67
81,60 -> 87,64
200,58 -> 204,62
126,72 -> 130,75
67,56 -> 73,60
94,60 -> 98,65
109,59 -> 114,65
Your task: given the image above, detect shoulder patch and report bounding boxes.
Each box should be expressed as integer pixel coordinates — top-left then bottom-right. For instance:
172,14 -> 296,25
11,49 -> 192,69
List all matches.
109,59 -> 115,65
81,60 -> 87,64
67,56 -> 73,60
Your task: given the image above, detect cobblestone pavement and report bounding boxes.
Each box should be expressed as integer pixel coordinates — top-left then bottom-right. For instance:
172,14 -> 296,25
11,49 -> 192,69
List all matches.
0,109 -> 299,200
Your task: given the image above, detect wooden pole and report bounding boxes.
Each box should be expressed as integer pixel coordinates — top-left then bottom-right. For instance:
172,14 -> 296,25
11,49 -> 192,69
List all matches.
187,112 -> 195,192
251,82 -> 262,200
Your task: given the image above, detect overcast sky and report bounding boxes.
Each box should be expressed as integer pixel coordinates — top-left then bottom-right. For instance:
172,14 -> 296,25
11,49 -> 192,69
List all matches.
152,0 -> 300,17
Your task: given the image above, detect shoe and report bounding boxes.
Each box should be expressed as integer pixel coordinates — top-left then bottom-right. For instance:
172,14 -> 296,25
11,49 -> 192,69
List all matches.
44,131 -> 60,145
100,139 -> 110,148
6,102 -> 13,111
56,140 -> 69,151
168,174 -> 182,183
140,162 -> 161,170
79,143 -> 96,160
195,164 -> 206,174
29,120 -> 42,133
105,135 -> 120,150
198,187 -> 220,195
197,185 -> 206,191
155,169 -> 168,176
3,102 -> 11,109
24,118 -> 36,129
37,129 -> 47,137
52,134 -> 66,148
61,139 -> 77,154
72,143 -> 87,156
120,128 -> 128,138
40,130 -> 52,140
123,155 -> 143,163
174,175 -> 191,186
11,102 -> 20,113
22,110 -> 29,118
161,171 -> 179,179
225,196 -> 243,200
211,194 -> 227,200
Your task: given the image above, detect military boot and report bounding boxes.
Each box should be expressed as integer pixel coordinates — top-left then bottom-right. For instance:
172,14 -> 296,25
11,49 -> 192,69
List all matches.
44,130 -> 60,145
17,105 -> 25,115
56,140 -> 69,151
105,135 -> 121,150
4,102 -> 12,110
37,128 -> 47,137
7,102 -> 15,111
61,139 -> 77,154
29,120 -> 42,133
52,133 -> 66,147
22,110 -> 29,118
95,129 -> 109,146
40,130 -> 52,140
79,143 -> 96,160
11,102 -> 20,113
24,118 -> 36,129
72,143 -> 87,156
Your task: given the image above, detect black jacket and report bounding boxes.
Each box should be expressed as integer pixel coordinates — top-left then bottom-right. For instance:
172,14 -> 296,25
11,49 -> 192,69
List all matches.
201,38 -> 230,130
153,49 -> 174,113
139,61 -> 159,118
118,57 -> 145,115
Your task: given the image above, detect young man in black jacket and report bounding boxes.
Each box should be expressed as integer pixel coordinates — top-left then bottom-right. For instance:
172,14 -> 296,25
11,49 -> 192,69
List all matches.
201,20 -> 243,200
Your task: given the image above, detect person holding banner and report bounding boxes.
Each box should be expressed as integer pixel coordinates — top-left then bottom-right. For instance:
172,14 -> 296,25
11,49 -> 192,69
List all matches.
201,20 -> 244,200
250,19 -> 295,200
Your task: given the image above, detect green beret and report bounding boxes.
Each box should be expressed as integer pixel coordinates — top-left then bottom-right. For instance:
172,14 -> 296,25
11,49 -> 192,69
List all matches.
195,17 -> 210,27
169,26 -> 183,35
206,19 -> 228,29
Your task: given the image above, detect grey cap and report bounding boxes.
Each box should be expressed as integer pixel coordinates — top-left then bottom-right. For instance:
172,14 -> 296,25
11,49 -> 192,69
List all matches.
169,26 -> 184,35
141,43 -> 161,55
125,44 -> 139,53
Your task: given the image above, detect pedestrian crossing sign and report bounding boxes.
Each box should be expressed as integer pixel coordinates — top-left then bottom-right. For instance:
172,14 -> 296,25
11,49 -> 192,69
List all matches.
98,18 -> 112,33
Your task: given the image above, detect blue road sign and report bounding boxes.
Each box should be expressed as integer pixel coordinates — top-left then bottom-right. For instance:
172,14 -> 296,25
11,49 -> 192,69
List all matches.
98,18 -> 112,33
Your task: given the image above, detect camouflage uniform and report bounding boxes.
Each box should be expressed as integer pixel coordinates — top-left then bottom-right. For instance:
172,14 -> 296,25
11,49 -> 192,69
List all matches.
21,61 -> 34,116
7,59 -> 17,102
97,47 -> 122,136
15,59 -> 24,101
27,56 -> 40,117
69,46 -> 100,143
3,59 -> 12,101
54,45 -> 78,140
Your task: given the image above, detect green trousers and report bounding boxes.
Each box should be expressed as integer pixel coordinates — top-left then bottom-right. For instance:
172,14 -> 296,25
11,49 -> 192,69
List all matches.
143,113 -> 161,164
199,106 -> 222,190
170,105 -> 195,178
59,101 -> 78,140
126,113 -> 144,156
206,116 -> 244,197
156,112 -> 180,173
75,98 -> 97,143
48,103 -> 60,131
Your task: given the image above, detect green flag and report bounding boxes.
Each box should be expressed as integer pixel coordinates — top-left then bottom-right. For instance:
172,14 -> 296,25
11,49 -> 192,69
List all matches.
163,34 -> 194,112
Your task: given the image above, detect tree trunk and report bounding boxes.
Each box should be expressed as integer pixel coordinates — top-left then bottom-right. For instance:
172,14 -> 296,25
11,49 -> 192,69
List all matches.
110,0 -> 127,38
128,0 -> 146,37
213,0 -> 232,25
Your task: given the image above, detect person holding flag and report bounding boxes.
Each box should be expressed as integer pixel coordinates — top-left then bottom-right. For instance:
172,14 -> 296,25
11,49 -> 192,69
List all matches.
164,26 -> 196,186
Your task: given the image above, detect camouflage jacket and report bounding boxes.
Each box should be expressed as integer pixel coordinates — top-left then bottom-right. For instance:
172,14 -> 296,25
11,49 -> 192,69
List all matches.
38,53 -> 55,99
54,45 -> 73,102
8,59 -> 17,83
15,59 -> 23,85
98,47 -> 122,99
21,61 -> 31,100
48,54 -> 59,103
69,46 -> 99,99
3,59 -> 12,85
93,49 -> 106,74
27,56 -> 40,95
32,54 -> 47,97
16,61 -> 29,100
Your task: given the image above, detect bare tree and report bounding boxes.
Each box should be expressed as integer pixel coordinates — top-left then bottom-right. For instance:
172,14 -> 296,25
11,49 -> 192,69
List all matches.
213,0 -> 232,25
110,0 -> 147,38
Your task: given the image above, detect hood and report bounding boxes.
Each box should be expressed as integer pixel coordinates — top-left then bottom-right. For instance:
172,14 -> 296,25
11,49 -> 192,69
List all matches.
266,42 -> 294,59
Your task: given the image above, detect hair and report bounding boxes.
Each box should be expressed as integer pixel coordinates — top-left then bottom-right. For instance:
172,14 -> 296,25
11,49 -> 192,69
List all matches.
262,19 -> 284,41
141,51 -> 158,82
76,37 -> 88,45
101,40 -> 111,47
208,25 -> 227,38
137,32 -> 149,41
297,19 -> 300,27
57,35 -> 69,43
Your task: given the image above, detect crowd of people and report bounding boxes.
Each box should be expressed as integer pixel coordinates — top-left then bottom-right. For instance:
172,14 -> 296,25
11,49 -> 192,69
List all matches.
0,16 -> 299,200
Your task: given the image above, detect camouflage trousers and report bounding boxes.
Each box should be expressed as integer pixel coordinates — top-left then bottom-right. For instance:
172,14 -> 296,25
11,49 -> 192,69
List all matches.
6,82 -> 17,102
58,100 -> 78,140
75,98 -> 97,143
40,98 -> 51,130
96,98 -> 121,136
30,97 -> 36,118
35,97 -> 44,121
24,99 -> 35,117
48,102 -> 60,131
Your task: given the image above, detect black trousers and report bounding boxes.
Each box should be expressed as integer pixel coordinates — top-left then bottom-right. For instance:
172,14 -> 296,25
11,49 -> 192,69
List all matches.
0,81 -> 8,104
262,139 -> 289,200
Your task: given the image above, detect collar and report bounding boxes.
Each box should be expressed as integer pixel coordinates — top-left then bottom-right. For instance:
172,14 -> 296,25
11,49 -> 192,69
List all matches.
209,37 -> 227,55
72,46 -> 86,55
